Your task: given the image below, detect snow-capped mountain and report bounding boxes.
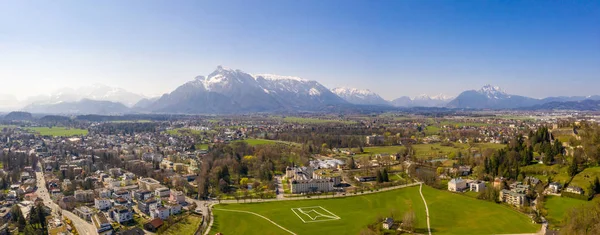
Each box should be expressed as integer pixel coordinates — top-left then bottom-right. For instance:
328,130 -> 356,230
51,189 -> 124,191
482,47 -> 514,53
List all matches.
25,84 -> 145,107
411,94 -> 454,107
146,66 -> 347,113
390,94 -> 453,107
23,99 -> 130,115
447,84 -> 539,109
331,87 -> 389,105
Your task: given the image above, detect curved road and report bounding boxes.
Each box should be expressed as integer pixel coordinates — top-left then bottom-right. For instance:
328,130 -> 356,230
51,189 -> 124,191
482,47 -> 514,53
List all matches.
35,163 -> 98,235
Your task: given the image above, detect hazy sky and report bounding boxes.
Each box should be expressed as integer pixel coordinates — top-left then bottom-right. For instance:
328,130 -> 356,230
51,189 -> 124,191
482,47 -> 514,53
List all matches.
1,0 -> 599,100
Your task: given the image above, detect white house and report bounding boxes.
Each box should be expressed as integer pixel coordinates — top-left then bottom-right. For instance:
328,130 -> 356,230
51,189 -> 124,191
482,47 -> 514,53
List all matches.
111,206 -> 133,224
548,182 -> 561,193
94,198 -> 112,211
167,203 -> 182,215
151,207 -> 171,220
469,181 -> 486,192
169,190 -> 186,204
565,186 -> 584,195
448,178 -> 467,192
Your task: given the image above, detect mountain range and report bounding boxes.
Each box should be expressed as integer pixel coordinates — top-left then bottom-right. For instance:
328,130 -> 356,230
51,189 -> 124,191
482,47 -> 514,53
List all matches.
6,66 -> 600,114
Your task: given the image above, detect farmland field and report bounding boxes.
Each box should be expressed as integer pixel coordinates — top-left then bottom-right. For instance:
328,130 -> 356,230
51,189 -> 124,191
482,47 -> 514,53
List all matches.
211,185 -> 538,235
26,127 -> 88,137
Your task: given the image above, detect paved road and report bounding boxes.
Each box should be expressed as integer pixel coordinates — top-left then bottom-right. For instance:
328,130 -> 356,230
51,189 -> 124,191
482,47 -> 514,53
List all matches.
35,163 -> 98,235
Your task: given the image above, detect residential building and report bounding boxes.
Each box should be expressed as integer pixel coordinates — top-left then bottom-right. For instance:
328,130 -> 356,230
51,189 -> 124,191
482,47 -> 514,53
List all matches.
469,181 -> 486,192
74,190 -> 95,203
138,178 -> 161,191
155,187 -> 170,198
138,198 -> 159,215
58,196 -> 76,210
92,212 -> 113,235
133,190 -> 153,202
500,189 -> 526,206
382,217 -> 394,230
94,198 -> 112,211
448,178 -> 467,192
74,206 -> 93,222
62,179 -> 72,191
548,182 -> 561,193
111,206 -> 133,224
169,190 -> 186,204
167,203 -> 182,215
565,186 -> 584,195
150,206 -> 170,220
366,135 -> 385,146
113,190 -> 132,201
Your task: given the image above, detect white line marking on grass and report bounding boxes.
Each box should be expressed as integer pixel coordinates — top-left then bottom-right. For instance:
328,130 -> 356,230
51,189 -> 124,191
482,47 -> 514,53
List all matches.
291,206 -> 341,223
291,208 -> 307,223
419,183 -> 432,235
214,208 -> 297,235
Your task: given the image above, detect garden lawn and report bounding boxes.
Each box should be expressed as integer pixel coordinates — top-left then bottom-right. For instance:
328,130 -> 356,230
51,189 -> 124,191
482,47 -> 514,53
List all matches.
163,215 -> 202,235
26,127 -> 88,137
211,185 -> 539,235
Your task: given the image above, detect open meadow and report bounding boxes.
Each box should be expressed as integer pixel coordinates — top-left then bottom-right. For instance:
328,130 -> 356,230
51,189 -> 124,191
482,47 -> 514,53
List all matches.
211,185 -> 539,235
356,142 -> 505,159
25,127 -> 88,137
544,196 -> 598,228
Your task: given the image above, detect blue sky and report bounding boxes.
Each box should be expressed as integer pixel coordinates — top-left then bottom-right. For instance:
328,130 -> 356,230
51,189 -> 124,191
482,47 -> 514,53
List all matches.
1,0 -> 598,100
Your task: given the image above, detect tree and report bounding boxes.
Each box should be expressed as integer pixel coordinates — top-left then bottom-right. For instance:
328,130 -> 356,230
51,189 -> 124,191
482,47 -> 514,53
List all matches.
348,157 -> 357,169
401,210 -> 416,233
382,168 -> 389,182
376,170 -> 383,183
568,157 -> 578,178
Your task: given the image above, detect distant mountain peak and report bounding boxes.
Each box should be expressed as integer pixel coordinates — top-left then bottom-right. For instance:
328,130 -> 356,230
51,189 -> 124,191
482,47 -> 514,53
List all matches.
254,74 -> 308,82
478,84 -> 505,94
331,87 -> 388,106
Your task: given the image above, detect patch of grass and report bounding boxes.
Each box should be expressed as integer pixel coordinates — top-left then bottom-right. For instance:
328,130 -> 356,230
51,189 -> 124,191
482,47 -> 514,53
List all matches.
521,164 -> 570,184
167,128 -> 203,136
357,143 -> 505,159
423,126 -> 441,135
544,195 -> 595,228
440,121 -> 499,127
195,144 -> 209,150
282,117 -> 356,125
164,215 -> 203,235
570,167 -> 600,188
25,127 -> 88,137
211,186 -> 538,235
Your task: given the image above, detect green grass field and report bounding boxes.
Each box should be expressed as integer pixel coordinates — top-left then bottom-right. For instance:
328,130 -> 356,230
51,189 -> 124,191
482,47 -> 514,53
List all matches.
570,167 -> 600,188
25,127 -> 88,137
282,117 -> 356,125
164,215 -> 202,235
544,196 -> 595,228
357,143 -> 505,159
235,138 -> 298,146
521,164 -> 570,184
211,186 -> 538,235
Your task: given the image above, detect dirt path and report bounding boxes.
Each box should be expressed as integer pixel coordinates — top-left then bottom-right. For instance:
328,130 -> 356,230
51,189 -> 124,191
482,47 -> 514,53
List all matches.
419,183 -> 432,235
